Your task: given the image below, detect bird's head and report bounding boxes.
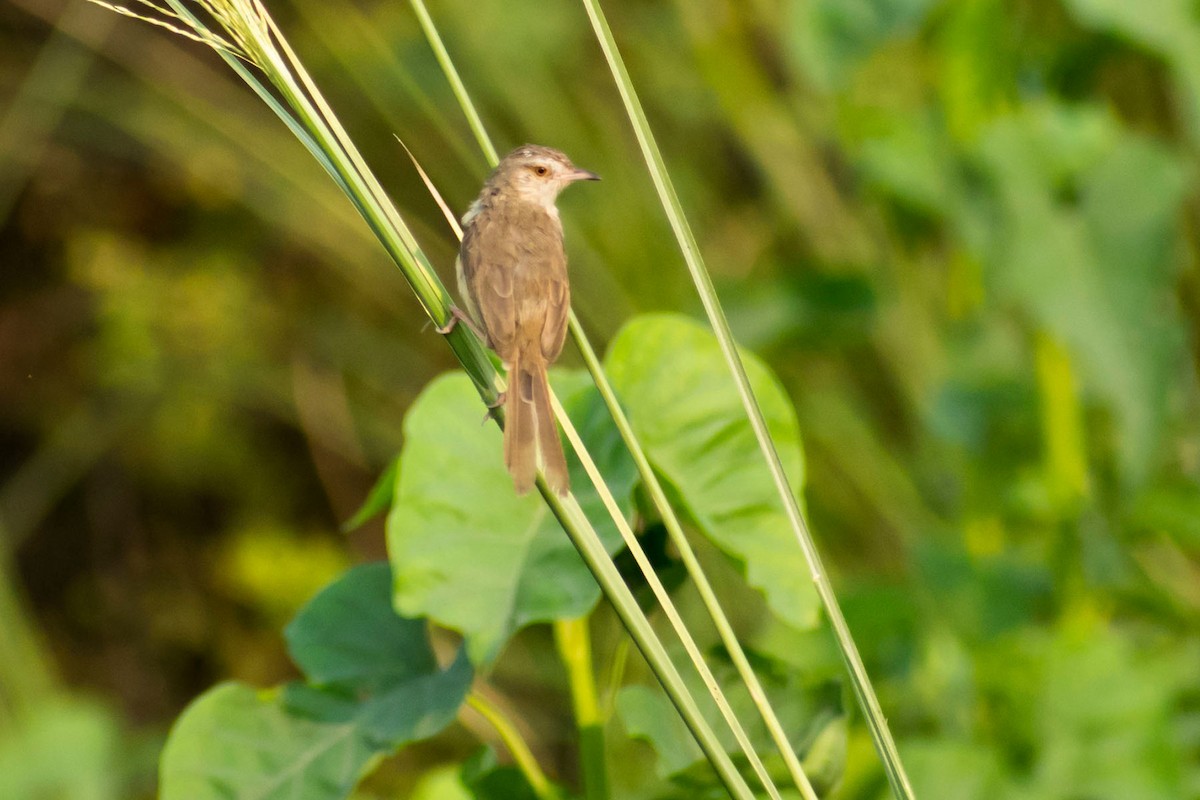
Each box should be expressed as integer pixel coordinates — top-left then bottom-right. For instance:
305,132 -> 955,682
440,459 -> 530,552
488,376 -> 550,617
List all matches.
491,145 -> 600,208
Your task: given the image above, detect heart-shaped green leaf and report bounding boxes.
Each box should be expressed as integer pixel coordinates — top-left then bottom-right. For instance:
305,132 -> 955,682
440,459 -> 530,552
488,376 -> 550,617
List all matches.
159,683 -> 376,800
605,313 -> 818,628
387,371 -> 635,663
285,561 -> 436,692
161,564 -> 471,799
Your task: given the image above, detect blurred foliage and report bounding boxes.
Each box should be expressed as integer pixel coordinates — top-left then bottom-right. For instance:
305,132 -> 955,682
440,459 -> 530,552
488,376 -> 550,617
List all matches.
2,0 -> 1200,797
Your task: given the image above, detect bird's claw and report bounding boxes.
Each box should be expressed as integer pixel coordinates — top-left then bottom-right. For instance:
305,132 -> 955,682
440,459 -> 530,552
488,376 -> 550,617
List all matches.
481,392 -> 505,425
436,306 -> 485,340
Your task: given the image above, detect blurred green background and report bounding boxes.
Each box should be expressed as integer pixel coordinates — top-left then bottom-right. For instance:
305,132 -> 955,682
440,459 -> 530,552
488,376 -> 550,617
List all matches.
2,0 -> 1199,797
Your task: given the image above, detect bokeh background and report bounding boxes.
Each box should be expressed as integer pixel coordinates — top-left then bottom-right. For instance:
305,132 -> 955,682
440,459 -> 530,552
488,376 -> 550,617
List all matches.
2,0 -> 1199,797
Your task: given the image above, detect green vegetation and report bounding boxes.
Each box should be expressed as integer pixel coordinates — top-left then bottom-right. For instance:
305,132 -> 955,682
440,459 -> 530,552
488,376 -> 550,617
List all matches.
1,0 -> 1198,798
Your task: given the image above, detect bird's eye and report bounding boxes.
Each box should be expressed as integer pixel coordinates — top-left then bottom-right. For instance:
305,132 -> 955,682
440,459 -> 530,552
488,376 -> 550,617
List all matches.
534,165 -> 548,176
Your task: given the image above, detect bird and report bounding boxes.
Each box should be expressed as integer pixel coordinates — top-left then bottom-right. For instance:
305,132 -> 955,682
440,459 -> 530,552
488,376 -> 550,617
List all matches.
454,145 -> 600,496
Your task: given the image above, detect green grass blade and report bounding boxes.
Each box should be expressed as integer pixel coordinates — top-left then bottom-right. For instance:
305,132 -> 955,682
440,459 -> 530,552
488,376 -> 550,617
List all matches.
410,0 -> 499,166
467,693 -> 562,800
551,394 -> 784,800
568,315 -> 819,800
578,1 -> 916,797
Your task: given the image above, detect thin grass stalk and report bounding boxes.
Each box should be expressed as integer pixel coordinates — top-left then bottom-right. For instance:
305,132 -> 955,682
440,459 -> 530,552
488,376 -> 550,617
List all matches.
467,693 -> 561,800
579,1 -> 916,797
290,0 -> 481,170
569,323 -> 820,800
540,489 -> 756,799
85,3 -> 756,796
551,394 -> 784,800
408,8 -> 818,796
553,618 -> 609,800
409,0 -> 498,166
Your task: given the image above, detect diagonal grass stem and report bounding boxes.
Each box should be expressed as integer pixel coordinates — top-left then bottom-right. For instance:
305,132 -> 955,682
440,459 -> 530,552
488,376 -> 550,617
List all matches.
579,0 -> 916,797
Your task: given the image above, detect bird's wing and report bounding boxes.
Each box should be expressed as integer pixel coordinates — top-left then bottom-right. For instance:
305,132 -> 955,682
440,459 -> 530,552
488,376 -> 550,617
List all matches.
506,205 -> 569,363
461,209 -> 517,357
463,203 -> 571,363
540,271 -> 570,362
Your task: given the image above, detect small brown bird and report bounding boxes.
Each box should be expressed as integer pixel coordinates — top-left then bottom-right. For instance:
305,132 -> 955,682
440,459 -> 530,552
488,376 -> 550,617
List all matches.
456,145 -> 599,495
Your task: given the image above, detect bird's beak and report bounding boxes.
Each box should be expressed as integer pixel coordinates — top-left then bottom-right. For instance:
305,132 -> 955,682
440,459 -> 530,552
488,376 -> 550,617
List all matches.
567,168 -> 601,182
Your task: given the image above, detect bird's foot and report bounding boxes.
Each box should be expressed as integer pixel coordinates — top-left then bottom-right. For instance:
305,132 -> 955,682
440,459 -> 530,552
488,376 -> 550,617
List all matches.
434,306 -> 485,340
481,392 -> 505,425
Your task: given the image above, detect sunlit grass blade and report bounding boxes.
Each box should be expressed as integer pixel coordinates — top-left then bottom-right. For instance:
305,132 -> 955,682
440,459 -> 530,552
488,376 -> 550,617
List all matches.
410,0 -> 498,166
541,488 -> 756,799
551,394 -> 785,800
395,134 -> 462,239
578,0 -> 916,797
467,693 -> 561,800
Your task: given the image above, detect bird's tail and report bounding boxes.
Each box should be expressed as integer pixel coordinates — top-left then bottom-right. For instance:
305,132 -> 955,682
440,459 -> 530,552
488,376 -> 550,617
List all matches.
505,354 -> 569,496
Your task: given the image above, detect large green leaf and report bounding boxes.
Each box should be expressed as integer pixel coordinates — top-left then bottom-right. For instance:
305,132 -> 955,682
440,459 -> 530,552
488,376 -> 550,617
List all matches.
604,313 -> 818,628
159,683 -> 377,800
387,371 -> 635,663
161,564 -> 471,799
283,562 -> 472,746
281,660 -> 472,749
285,561 -> 437,692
